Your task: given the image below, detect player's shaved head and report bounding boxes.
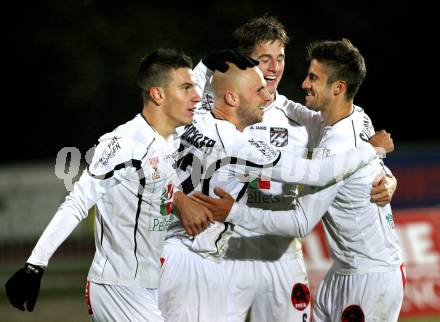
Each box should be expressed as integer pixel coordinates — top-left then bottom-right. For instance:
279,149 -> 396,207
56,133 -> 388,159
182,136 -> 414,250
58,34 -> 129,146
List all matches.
211,62 -> 271,131
212,63 -> 263,100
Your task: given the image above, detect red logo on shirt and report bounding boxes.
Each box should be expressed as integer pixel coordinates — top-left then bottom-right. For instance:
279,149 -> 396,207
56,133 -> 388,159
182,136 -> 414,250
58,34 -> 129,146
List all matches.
258,178 -> 271,190
291,283 -> 311,311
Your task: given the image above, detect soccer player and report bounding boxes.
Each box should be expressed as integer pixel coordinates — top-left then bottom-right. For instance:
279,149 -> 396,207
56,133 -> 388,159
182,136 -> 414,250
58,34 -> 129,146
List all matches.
193,15 -> 397,322
4,48 -> 213,321
192,39 -> 404,322
159,51 -> 389,322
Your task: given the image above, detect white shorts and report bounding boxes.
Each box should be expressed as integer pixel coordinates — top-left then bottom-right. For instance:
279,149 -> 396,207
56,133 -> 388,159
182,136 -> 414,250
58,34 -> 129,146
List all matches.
86,280 -> 164,322
223,257 -> 311,322
159,241 -> 227,322
313,265 -> 406,322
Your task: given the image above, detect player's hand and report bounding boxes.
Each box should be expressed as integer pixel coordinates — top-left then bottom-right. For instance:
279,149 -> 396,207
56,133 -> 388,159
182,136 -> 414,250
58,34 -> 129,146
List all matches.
371,174 -> 397,206
5,263 -> 45,312
173,192 -> 214,236
369,130 -> 394,155
202,50 -> 259,73
191,187 -> 234,222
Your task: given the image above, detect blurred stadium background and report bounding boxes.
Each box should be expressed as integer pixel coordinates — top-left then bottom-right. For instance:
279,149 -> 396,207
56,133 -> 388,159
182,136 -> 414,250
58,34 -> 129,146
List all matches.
1,0 -> 438,321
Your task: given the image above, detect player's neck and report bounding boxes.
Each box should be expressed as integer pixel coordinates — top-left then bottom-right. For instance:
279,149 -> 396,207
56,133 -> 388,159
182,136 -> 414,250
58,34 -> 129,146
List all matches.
142,107 -> 175,138
212,107 -> 243,132
322,99 -> 353,126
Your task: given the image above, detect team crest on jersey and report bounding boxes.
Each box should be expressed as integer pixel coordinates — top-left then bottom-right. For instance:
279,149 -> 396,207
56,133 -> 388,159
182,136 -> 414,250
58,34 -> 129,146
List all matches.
270,127 -> 288,147
149,156 -> 160,180
291,283 -> 311,311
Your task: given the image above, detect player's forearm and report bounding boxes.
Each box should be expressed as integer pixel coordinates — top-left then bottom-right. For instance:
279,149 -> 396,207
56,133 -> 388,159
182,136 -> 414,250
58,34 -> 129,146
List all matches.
270,144 -> 376,186
27,208 -> 82,267
27,172 -> 107,266
227,203 -> 306,237
226,183 -> 337,237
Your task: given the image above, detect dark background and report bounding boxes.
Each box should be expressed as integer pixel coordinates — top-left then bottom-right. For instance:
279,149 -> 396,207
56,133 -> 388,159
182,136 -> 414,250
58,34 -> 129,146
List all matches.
3,0 -> 436,165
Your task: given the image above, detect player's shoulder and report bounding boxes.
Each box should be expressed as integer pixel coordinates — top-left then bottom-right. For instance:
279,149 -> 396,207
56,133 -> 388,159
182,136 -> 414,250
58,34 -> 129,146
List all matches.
319,105 -> 371,151
213,117 -> 245,150
89,115 -> 153,175
89,135 -> 134,176
227,132 -> 281,167
179,113 -> 221,151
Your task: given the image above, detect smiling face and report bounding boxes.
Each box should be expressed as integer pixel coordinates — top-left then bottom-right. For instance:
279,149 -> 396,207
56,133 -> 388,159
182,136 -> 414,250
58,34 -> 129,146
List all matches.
236,67 -> 272,126
301,59 -> 334,112
249,40 -> 285,98
162,68 -> 201,127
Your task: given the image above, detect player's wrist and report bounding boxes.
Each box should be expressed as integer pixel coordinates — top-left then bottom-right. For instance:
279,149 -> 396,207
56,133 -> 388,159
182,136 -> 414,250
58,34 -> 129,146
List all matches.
24,263 -> 45,277
225,202 -> 240,223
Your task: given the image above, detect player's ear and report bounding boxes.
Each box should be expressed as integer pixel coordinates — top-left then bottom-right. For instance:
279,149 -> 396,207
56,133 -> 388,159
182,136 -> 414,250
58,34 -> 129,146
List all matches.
333,80 -> 346,96
224,90 -> 238,107
149,87 -> 165,106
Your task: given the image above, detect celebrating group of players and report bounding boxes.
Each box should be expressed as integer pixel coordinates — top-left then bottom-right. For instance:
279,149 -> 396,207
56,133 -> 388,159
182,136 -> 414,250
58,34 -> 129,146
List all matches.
5,15 -> 405,322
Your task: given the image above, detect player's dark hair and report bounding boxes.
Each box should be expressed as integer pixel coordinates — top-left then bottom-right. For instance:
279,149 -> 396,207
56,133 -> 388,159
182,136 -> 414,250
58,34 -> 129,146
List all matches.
137,48 -> 193,102
306,38 -> 366,100
233,14 -> 290,56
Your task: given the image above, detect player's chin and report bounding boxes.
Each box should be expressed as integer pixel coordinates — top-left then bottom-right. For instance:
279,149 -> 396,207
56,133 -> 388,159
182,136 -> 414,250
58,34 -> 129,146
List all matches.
181,114 -> 194,125
266,83 -> 277,95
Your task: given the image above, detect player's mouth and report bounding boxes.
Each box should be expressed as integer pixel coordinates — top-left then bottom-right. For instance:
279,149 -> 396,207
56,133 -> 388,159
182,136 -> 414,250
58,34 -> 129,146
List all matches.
305,89 -> 314,99
264,75 -> 277,84
304,90 -> 316,106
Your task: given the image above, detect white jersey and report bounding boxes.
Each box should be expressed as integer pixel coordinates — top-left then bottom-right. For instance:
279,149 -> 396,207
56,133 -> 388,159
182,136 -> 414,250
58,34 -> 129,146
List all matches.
28,114 -> 180,288
188,61 -> 381,262
226,93 -> 309,261
228,105 -> 403,274
166,112 -> 281,261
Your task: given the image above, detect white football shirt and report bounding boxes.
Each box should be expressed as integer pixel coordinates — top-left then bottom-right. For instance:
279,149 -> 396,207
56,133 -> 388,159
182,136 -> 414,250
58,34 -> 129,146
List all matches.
228,105 -> 403,274
28,114 -> 180,287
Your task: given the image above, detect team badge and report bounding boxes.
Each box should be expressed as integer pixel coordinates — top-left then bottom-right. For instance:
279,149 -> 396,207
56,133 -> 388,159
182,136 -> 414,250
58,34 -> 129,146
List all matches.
149,156 -> 160,180
270,127 -> 288,147
342,305 -> 364,322
291,283 -> 311,311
